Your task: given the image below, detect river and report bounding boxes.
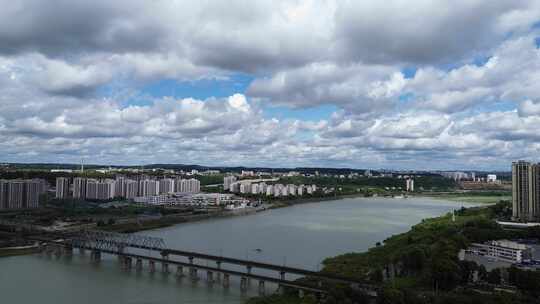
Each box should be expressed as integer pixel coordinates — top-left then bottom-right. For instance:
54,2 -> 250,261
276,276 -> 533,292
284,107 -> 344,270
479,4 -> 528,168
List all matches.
0,197 -> 477,304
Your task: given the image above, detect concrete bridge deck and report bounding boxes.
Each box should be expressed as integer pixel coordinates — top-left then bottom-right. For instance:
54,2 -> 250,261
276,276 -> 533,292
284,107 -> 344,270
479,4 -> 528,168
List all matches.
21,230 -> 379,297
75,245 -> 329,294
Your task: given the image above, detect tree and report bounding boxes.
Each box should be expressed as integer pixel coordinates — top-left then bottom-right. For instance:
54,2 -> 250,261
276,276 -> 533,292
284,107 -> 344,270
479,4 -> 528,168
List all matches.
430,258 -> 461,291
487,269 -> 501,285
378,287 -> 405,304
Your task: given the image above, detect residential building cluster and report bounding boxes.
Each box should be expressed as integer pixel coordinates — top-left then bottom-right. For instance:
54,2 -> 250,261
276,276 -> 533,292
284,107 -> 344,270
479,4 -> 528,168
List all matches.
440,171 -> 471,181
438,171 -> 500,183
223,175 -> 237,191
0,179 -> 48,209
227,180 -> 317,197
512,161 -> 540,222
56,176 -> 200,201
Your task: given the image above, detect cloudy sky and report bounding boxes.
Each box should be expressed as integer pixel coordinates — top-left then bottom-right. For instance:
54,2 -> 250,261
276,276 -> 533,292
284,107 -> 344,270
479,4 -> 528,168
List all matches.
1,0 -> 540,170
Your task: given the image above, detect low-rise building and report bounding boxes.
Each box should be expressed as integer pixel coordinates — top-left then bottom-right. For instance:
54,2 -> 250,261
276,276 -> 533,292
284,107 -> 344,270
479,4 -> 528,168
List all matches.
461,240 -> 532,264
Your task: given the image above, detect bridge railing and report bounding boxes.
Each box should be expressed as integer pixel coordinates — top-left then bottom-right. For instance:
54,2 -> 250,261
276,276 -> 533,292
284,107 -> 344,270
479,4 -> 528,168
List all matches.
70,230 -> 166,252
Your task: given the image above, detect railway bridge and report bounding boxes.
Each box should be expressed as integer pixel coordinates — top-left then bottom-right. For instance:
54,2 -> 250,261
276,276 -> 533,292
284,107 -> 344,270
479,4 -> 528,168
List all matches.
29,230 -> 379,298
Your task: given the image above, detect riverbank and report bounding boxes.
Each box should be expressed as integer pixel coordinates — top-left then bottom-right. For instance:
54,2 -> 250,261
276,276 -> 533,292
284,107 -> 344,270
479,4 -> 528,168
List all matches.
268,193 -> 366,209
102,193 -> 371,233
101,207 -> 265,233
0,244 -> 40,257
247,199 -> 539,304
416,192 -> 511,204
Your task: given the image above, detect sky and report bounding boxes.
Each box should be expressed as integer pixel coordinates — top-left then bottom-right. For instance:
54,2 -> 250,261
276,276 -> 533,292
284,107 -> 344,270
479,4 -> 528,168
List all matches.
1,1 -> 540,170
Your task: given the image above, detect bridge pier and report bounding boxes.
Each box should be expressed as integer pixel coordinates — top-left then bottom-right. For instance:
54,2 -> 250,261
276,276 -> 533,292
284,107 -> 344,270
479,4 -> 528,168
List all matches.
54,245 -> 62,258
215,261 -> 222,281
207,271 -> 214,283
118,255 -> 125,268
45,245 -> 53,257
258,280 -> 265,295
190,267 -> 198,280
37,244 -> 44,256
91,250 -> 101,262
298,289 -> 304,298
188,256 -> 194,264
222,273 -> 230,288
149,260 -> 156,273
162,262 -> 169,274
79,247 -> 85,255
176,265 -> 184,277
125,257 -> 132,270
64,245 -> 73,257
135,258 -> 143,271
246,265 -> 253,285
240,277 -> 248,292
279,271 -> 286,280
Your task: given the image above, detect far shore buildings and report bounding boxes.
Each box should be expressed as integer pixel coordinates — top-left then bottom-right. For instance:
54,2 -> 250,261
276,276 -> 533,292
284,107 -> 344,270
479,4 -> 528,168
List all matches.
406,178 -> 414,192
227,180 -> 316,197
57,176 -> 201,201
512,160 -> 540,222
55,177 -> 70,199
223,175 -> 237,191
0,179 -> 47,209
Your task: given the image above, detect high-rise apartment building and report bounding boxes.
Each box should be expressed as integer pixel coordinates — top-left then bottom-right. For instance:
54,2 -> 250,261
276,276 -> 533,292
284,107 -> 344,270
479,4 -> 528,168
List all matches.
125,180 -> 139,199
85,179 -> 115,200
406,179 -> 415,192
512,161 -> 540,222
0,179 -> 45,209
56,177 -> 70,199
8,181 -> 26,209
223,176 -> 237,190
528,164 -> 540,221
115,176 -> 126,198
175,178 -> 200,193
239,183 -> 251,194
73,177 -> 87,199
159,178 -> 175,194
251,183 -> 259,195
25,180 -> 42,208
85,179 -> 99,199
0,180 -> 8,209
139,179 -> 159,196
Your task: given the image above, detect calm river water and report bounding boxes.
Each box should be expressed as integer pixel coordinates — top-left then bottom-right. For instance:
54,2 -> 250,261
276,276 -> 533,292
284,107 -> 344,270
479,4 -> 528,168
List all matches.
0,197 -> 477,304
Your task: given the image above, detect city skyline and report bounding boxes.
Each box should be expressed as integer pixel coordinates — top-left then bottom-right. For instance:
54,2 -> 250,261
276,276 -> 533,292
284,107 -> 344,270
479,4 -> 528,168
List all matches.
1,2 -> 540,170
